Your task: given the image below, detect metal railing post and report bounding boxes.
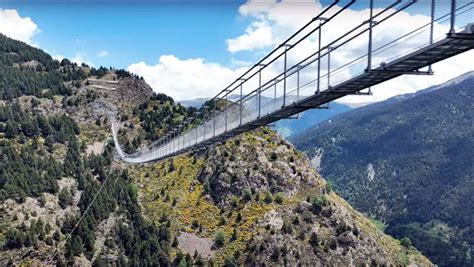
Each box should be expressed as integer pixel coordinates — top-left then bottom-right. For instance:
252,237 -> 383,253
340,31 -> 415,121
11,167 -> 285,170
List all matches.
430,0 -> 435,45
367,0 -> 374,71
327,47 -> 332,90
203,114 -> 206,141
213,104 -> 216,137
317,20 -> 322,93
239,81 -> 243,126
283,45 -> 290,107
429,0 -> 435,72
258,65 -> 263,118
450,0 -> 456,34
178,129 -> 181,152
274,81 -> 277,107
173,131 -> 176,153
297,67 -> 300,102
225,95 -> 228,132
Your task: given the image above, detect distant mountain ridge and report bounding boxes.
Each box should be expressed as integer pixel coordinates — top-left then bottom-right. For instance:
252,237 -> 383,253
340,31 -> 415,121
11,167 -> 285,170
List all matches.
290,72 -> 474,266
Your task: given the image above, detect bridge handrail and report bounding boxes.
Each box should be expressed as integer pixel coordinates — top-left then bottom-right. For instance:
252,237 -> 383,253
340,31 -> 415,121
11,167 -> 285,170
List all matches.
168,0 -> 401,148
177,0 -> 414,143
117,0 -> 474,163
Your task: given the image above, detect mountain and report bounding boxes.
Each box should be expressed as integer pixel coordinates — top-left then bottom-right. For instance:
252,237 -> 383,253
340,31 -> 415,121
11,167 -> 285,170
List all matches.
179,97 -> 209,108
0,34 -> 430,266
180,96 -> 352,138
275,102 -> 352,137
290,72 -> 474,266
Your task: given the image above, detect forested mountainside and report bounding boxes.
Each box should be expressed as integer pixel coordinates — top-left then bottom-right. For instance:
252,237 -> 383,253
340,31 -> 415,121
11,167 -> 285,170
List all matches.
291,73 -> 474,267
0,34 -> 430,266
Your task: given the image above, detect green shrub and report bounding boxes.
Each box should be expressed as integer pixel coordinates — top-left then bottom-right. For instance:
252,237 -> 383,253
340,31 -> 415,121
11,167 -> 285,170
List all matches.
298,230 -> 306,240
231,195 -> 239,207
311,196 -> 328,214
236,212 -> 242,223
325,182 -> 332,193
274,192 -> 284,204
264,191 -> 273,204
58,188 -> 73,209
309,232 -> 319,247
270,152 -> 278,161
219,216 -> 226,226
242,189 -> 252,202
400,237 -> 413,248
214,230 -> 225,247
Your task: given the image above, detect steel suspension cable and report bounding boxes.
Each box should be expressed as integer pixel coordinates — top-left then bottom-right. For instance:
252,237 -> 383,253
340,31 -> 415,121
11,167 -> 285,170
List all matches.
48,167 -> 115,264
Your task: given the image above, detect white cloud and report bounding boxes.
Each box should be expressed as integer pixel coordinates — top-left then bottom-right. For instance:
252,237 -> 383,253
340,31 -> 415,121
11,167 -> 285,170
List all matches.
0,9 -> 39,45
239,0 -> 276,17
71,52 -> 94,67
227,0 -> 474,104
128,55 -> 247,101
97,50 -> 109,57
127,1 -> 473,105
226,21 -> 274,53
231,57 -> 253,67
53,54 -> 64,61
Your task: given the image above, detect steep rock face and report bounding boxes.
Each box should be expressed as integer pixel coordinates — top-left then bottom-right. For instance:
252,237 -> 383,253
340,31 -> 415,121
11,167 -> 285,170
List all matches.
87,76 -> 153,112
68,75 -> 153,125
133,128 -> 431,266
0,33 -> 430,266
198,129 -> 320,206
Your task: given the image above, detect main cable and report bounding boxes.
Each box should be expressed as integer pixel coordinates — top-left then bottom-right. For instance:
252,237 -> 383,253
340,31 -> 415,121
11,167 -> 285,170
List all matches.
48,167 -> 115,265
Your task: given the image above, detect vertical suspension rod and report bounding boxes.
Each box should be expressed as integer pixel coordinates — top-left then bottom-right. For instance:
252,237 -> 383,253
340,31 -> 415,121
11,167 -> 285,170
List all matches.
274,81 -> 277,106
225,95 -> 228,132
317,19 -> 323,93
203,109 -> 206,141
283,44 -> 291,107
296,67 -> 300,102
239,79 -> 244,126
450,0 -> 456,33
327,47 -> 332,90
213,102 -> 216,137
258,64 -> 263,118
367,0 -> 374,71
428,0 -> 435,72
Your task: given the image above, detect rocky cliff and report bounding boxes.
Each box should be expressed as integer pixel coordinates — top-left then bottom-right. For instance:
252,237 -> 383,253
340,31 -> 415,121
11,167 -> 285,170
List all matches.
0,33 -> 430,266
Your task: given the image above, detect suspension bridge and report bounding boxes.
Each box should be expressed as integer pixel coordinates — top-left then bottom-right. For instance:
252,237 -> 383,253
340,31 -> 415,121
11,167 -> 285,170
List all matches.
113,0 -> 474,164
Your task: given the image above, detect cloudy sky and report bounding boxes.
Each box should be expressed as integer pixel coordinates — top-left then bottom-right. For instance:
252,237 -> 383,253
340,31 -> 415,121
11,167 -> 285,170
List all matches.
1,0 -> 473,104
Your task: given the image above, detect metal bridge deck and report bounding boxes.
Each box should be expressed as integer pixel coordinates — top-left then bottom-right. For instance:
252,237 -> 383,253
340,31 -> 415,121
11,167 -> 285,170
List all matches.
113,0 -> 474,164
114,32 -> 474,163
191,33 -> 474,151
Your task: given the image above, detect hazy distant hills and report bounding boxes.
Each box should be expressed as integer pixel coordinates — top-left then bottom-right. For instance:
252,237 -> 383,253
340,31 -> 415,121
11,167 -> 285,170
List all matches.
290,71 -> 474,266
274,102 -> 352,137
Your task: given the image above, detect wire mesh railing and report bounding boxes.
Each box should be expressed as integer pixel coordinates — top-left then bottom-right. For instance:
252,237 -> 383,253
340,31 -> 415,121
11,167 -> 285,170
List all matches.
114,0 -> 474,163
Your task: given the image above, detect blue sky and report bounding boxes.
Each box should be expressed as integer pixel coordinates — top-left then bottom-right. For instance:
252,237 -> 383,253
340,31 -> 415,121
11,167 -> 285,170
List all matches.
2,0 -> 444,68
1,1 -> 250,68
1,0 -> 473,102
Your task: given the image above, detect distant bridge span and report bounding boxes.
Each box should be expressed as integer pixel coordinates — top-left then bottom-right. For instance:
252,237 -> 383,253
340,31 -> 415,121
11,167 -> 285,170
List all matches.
113,0 -> 474,164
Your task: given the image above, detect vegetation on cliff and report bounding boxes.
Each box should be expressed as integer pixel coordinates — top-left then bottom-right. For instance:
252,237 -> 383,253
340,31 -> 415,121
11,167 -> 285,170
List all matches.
0,33 -> 431,266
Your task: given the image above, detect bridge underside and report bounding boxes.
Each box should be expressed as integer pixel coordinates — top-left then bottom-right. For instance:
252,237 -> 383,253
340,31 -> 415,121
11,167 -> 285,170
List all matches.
141,33 -> 473,161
